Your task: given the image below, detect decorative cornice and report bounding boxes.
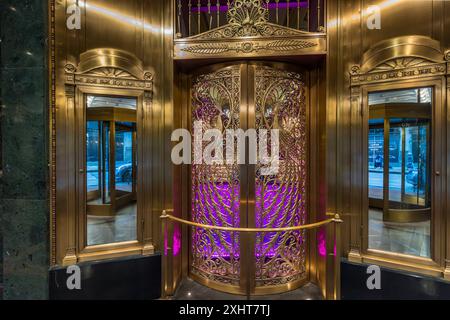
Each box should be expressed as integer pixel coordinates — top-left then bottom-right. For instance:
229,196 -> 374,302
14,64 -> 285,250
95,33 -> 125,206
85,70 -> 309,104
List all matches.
182,40 -> 317,55
350,38 -> 449,87
175,36 -> 325,59
65,62 -> 153,90
359,36 -> 444,73
371,57 -> 435,72
350,61 -> 446,86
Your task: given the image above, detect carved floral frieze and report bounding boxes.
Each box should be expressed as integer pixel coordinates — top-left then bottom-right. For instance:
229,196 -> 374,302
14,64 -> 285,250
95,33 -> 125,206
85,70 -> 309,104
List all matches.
350,57 -> 448,86
65,64 -> 153,90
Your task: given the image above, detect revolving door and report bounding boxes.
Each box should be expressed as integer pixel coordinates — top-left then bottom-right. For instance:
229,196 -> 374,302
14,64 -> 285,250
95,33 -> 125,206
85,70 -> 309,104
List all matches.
85,96 -> 137,218
368,99 -> 431,223
189,62 -> 309,295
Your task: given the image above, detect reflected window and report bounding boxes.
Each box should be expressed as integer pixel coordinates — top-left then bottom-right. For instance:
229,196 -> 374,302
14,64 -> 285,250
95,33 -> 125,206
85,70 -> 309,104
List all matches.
86,95 -> 137,246
367,88 -> 431,258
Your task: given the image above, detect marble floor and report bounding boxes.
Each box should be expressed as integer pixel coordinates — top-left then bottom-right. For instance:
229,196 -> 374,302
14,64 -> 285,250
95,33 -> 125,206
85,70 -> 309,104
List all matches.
172,278 -> 324,300
368,208 -> 430,257
87,202 -> 137,246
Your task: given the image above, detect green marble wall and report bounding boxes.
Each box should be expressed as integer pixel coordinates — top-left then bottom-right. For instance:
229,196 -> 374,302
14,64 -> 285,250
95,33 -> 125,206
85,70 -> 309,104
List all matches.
1,0 -> 49,299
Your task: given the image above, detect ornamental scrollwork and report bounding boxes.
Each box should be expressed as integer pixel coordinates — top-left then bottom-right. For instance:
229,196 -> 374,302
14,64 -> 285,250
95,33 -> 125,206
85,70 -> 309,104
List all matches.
371,57 -> 435,72
64,63 -> 153,90
64,63 -> 76,74
444,50 -> 450,62
190,65 -> 308,290
254,66 -> 308,287
350,57 -> 447,86
350,65 -> 361,75
181,40 -> 317,55
227,0 -> 269,36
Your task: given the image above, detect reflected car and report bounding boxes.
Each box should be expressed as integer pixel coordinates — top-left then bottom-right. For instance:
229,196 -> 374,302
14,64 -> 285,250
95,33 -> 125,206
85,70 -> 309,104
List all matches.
374,155 -> 383,168
116,163 -> 133,183
406,170 -> 426,191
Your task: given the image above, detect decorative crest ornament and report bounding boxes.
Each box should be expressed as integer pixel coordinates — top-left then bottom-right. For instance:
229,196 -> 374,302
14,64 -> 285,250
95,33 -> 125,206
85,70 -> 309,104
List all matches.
64,49 -> 153,90
182,0 -> 321,41
445,50 -> 450,61
349,36 -> 448,86
227,0 -> 269,37
174,0 -> 327,59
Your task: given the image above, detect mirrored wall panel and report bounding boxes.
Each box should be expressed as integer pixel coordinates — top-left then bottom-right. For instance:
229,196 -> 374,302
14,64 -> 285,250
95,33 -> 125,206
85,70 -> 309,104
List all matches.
86,95 -> 138,246
368,88 -> 431,258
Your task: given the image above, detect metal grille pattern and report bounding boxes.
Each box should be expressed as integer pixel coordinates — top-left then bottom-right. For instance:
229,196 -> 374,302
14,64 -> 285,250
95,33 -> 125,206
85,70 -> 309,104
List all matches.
254,66 -> 307,286
190,64 -> 308,291
191,66 -> 242,285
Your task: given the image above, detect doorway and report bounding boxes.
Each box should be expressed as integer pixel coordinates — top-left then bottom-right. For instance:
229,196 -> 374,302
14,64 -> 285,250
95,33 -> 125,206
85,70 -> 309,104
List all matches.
189,62 -> 309,295
84,95 -> 138,246
368,88 -> 432,257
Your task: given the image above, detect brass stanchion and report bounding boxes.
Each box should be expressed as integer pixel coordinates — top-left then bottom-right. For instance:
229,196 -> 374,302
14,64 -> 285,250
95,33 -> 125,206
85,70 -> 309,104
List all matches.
160,210 -> 168,299
167,218 -> 174,296
333,214 -> 343,300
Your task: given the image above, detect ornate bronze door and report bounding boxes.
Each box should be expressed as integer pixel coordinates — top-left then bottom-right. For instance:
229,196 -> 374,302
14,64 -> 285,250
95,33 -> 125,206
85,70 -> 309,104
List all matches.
190,62 -> 308,295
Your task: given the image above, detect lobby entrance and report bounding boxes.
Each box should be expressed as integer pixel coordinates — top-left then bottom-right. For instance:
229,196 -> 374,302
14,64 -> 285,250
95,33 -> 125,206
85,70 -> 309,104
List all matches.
188,62 -> 309,295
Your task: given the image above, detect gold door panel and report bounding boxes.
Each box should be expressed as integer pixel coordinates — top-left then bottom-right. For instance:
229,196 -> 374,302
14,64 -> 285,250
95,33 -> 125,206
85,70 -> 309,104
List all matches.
190,62 -> 308,295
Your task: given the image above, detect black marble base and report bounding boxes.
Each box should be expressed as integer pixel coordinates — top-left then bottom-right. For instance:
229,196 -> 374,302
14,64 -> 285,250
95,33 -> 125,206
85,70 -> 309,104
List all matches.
341,259 -> 450,300
49,254 -> 161,300
173,278 -> 323,300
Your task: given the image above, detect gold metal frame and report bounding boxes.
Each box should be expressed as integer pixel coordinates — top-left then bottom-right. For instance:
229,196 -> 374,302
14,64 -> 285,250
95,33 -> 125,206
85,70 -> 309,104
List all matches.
176,60 -> 324,296
49,0 -> 172,267
58,49 -> 154,265
349,35 -> 450,278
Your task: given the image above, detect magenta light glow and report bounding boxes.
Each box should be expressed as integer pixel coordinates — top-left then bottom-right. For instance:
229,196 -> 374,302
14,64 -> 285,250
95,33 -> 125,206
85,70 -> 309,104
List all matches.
192,180 -> 306,260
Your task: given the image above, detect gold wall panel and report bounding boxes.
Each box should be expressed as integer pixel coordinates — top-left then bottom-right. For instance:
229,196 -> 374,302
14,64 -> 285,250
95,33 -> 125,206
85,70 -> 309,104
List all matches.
328,0 -> 450,281
50,0 -> 172,266
49,0 -> 450,297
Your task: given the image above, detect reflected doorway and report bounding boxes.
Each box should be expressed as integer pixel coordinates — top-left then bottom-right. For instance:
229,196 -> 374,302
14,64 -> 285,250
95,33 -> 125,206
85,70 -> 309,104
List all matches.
85,95 -> 138,246
368,88 -> 432,258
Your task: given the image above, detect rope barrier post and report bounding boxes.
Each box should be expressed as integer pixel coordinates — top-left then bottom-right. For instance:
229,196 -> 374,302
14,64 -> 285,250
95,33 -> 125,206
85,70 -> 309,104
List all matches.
160,210 -> 168,299
333,214 -> 343,300
167,216 -> 175,296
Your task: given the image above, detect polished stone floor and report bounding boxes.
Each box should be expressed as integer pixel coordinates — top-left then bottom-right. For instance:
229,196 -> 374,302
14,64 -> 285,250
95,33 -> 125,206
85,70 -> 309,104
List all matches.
171,278 -> 323,300
87,202 -> 137,246
368,208 -> 430,257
